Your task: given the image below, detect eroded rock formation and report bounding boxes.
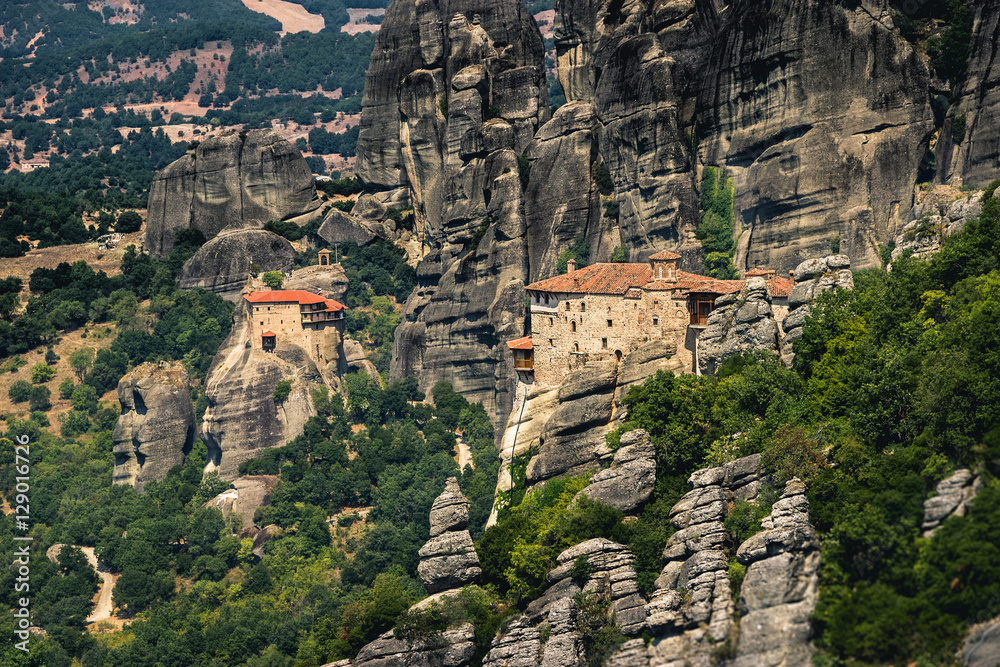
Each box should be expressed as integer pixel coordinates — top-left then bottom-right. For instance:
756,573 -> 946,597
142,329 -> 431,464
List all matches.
177,229 -> 294,300
921,468 -> 982,538
146,129 -> 321,257
698,277 -> 780,375
353,624 -> 476,667
892,190 -> 984,263
204,476 -> 279,530
781,255 -> 854,367
113,361 -> 195,492
418,478 -> 482,594
576,429 -> 656,514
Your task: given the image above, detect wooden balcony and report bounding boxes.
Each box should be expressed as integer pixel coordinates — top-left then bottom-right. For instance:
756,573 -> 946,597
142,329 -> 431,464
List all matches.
514,358 -> 534,370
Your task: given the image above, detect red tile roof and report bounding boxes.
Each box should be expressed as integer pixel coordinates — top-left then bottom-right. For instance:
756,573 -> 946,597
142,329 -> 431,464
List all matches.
262,331 -> 276,337
527,264 -> 787,299
245,290 -> 344,311
649,250 -> 682,260
526,263 -> 653,295
745,269 -> 772,276
507,336 -> 533,350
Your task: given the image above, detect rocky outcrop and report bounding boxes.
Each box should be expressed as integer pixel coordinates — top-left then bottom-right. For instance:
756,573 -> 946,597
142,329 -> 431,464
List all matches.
417,478 -> 481,594
962,614 -> 1000,667
937,0 -> 1000,187
731,479 -> 820,667
316,209 -> 386,247
781,255 -> 854,367
481,617 -> 541,667
204,476 -> 279,530
491,340 -> 680,526
892,191 -> 984,263
282,263 -> 349,304
699,0 -> 933,271
698,277 -> 780,375
200,297 -> 324,480
145,130 -> 321,257
177,230 -> 295,301
113,361 -> 195,493
921,468 -> 982,538
576,429 -> 656,514
353,624 -> 476,667
356,0 -> 547,429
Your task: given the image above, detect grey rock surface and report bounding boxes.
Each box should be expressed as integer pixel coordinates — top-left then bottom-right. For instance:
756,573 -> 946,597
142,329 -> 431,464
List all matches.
962,614 -> 1000,667
113,361 -> 195,493
146,129 -> 320,257
417,531 -> 482,594
482,617 -> 541,667
892,192 -> 984,263
937,0 -> 1000,187
429,477 -> 471,538
353,623 -> 476,667
283,263 -> 349,304
699,277 -> 779,374
921,468 -> 982,538
577,429 -> 656,513
699,0 -> 932,271
204,476 -> 279,530
177,230 -> 294,301
316,209 -> 385,247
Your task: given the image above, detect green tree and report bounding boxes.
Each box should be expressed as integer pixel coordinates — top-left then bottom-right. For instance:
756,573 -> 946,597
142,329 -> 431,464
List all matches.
58,377 -> 75,399
30,362 -> 55,383
8,379 -> 32,402
262,271 -> 284,289
70,384 -> 99,414
29,385 -> 51,411
69,347 -> 95,381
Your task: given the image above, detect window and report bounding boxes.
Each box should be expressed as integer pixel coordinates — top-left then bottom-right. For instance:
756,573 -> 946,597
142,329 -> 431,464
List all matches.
581,302 -> 586,312
607,319 -> 613,327
566,302 -> 570,311
654,300 -> 659,308
549,318 -> 554,326
602,338 -> 608,349
260,321 -> 264,325
574,343 -> 579,352
549,339 -> 554,346
653,317 -> 659,326
658,265 -> 663,279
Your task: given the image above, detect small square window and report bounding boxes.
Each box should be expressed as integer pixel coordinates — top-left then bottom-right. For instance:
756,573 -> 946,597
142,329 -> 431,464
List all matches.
260,321 -> 264,325
581,303 -> 586,312
549,339 -> 554,347
566,302 -> 570,311
602,338 -> 608,349
653,317 -> 659,326
607,319 -> 613,327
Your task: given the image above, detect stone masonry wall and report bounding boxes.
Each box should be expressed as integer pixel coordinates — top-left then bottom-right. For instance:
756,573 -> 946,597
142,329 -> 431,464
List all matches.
247,301 -> 344,368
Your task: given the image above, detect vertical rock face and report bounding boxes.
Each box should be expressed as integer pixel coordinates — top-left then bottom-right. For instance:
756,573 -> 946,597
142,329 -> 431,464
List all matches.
699,0 -> 933,271
145,129 -> 321,257
698,277 -> 780,375
353,624 -> 477,667
356,0 -> 546,428
938,0 -> 1000,186
113,362 -> 195,493
576,429 -> 656,513
553,0 -> 714,262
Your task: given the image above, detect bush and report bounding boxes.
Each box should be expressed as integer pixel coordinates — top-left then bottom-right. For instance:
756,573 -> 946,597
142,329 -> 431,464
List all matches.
59,377 -> 75,399
29,385 -> 51,411
594,162 -> 614,196
8,379 -> 32,402
30,362 -> 55,384
261,271 -> 284,290
610,244 -> 628,262
70,384 -> 100,414
273,379 -> 292,403
116,211 -> 143,233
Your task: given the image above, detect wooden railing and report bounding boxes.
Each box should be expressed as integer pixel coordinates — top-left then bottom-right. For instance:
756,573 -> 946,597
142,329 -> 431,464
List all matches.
514,359 -> 534,370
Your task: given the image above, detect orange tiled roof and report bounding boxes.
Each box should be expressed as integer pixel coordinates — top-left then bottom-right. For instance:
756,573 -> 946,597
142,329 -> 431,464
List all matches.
649,250 -> 682,260
745,269 -> 771,276
245,290 -> 345,311
526,263 -> 653,295
507,336 -> 533,350
768,276 -> 794,298
262,331 -> 276,337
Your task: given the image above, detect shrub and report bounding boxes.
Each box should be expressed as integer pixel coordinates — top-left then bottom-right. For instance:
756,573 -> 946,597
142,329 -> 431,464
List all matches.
9,379 -> 32,402
610,244 -> 628,262
273,380 -> 293,403
59,377 -> 75,399
116,211 -> 143,233
30,362 -> 55,384
761,424 -> 827,485
70,384 -> 100,414
29,385 -> 51,411
723,500 -> 767,547
594,163 -> 614,196
261,271 -> 284,290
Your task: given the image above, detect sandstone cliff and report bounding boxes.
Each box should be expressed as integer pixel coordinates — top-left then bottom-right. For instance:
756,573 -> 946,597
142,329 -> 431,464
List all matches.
112,361 -> 195,493
145,129 -> 321,257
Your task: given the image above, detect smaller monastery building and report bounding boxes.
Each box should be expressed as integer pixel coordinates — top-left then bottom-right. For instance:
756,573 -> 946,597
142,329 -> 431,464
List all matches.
245,290 -> 346,368
510,252 -> 792,386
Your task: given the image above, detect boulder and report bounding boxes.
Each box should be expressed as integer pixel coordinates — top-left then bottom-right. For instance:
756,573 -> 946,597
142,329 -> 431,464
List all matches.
963,614 -> 1000,667
282,263 -> 349,304
429,477 -> 470,537
417,479 -> 481,593
113,361 -> 195,493
353,624 -> 476,667
699,277 -> 780,375
316,209 -> 383,247
482,617 -> 541,667
145,129 -> 320,257
177,230 -> 294,301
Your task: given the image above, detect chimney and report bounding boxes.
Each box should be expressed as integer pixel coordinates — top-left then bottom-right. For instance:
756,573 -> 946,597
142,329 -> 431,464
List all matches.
567,258 -> 576,273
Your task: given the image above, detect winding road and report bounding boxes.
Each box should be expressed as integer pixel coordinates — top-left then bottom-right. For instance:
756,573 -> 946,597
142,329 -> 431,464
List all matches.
46,544 -> 115,624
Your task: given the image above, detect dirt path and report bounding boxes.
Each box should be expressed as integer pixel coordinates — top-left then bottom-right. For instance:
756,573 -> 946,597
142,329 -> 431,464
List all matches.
456,434 -> 473,471
46,545 -> 115,623
240,0 -> 324,34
